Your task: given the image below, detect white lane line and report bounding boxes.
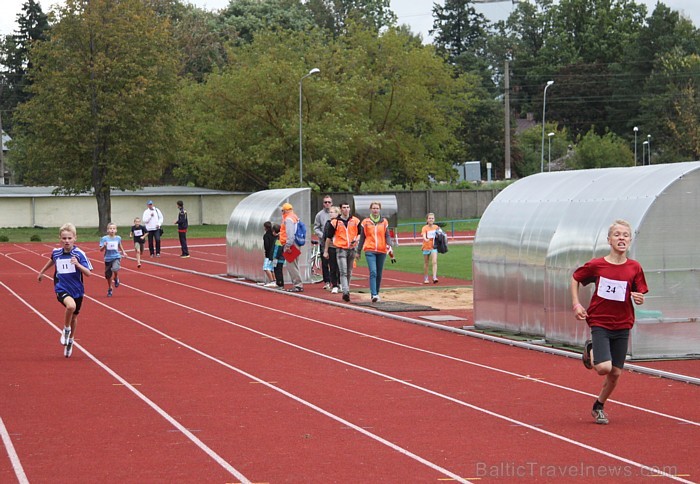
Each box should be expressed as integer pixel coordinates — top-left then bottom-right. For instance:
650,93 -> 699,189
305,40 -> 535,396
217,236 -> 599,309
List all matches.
5,252 -> 698,483
0,282 -> 251,484
82,294 -> 472,484
0,417 -> 29,484
132,269 -> 700,428
99,281 -> 693,483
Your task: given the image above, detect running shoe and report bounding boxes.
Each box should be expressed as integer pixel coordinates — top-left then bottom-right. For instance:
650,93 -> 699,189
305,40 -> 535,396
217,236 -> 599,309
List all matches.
342,292 -> 350,302
323,283 -> 331,291
592,408 -> 608,425
137,264 -> 141,268
582,339 -> 593,369
114,277 -> 120,288
433,278 -> 439,284
286,286 -> 304,293
60,327 -> 71,346
371,295 -> 381,303
107,288 -> 113,297
181,255 -> 190,258
423,278 -> 429,284
64,340 -> 73,358
331,287 -> 339,294
264,281 -> 277,287
156,253 -> 161,258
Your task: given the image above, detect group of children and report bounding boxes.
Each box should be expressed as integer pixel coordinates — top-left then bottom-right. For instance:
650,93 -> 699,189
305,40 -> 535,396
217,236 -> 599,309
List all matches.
262,221 -> 286,288
37,216 -> 648,426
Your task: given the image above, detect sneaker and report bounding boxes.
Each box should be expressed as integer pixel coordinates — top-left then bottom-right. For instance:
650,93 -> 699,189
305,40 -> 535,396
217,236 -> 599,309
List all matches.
156,253 -> 161,258
433,278 -> 438,284
107,288 -> 113,297
114,277 -> 120,288
137,263 -> 141,268
423,278 -> 429,284
181,254 -> 190,258
64,340 -> 74,358
371,295 -> 381,303
60,327 -> 71,346
582,339 -> 593,369
287,286 -> 304,293
264,281 -> 277,287
323,282 -> 331,291
342,292 -> 350,302
592,408 -> 608,425
331,286 -> 339,294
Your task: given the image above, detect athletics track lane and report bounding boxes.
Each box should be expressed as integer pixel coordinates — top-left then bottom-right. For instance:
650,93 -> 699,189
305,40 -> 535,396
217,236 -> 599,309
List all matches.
1,244 -> 699,483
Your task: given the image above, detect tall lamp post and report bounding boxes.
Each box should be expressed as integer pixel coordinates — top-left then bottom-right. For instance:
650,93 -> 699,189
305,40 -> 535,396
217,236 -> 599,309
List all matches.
547,132 -> 554,172
299,67 -> 320,186
540,80 -> 554,173
642,141 -> 648,165
633,126 -> 638,165
647,134 -> 652,165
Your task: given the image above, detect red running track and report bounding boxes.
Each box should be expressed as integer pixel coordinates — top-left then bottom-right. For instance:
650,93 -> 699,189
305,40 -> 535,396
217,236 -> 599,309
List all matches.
1,241 -> 698,483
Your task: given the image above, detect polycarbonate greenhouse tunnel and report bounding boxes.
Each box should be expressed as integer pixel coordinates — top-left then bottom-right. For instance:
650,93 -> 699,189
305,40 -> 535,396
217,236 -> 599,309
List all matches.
473,162 -> 700,359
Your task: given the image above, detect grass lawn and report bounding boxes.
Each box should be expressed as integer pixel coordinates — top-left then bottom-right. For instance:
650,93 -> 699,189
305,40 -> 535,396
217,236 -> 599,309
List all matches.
0,224 -> 473,281
356,243 -> 472,281
0,224 -> 228,243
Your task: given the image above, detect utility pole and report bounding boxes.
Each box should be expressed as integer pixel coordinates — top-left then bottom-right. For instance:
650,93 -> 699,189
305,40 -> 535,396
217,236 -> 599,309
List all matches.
0,82 -> 5,185
504,60 -> 511,179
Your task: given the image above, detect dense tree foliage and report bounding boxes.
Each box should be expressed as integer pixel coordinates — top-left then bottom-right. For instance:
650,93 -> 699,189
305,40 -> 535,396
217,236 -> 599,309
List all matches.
2,0 -> 699,201
11,0 -> 179,231
0,0 -> 49,134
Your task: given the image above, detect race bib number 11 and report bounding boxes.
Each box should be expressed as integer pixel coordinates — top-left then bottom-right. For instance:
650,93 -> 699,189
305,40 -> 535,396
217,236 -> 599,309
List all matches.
56,259 -> 77,274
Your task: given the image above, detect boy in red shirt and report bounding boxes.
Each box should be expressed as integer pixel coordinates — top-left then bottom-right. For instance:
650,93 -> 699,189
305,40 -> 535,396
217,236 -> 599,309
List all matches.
571,219 -> 648,425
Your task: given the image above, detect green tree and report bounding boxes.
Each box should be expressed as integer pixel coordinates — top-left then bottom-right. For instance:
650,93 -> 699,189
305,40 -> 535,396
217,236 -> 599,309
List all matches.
305,0 -> 396,36
569,129 -> 633,169
176,26 -> 465,192
0,0 -> 50,135
218,0 -> 316,45
12,0 -> 179,232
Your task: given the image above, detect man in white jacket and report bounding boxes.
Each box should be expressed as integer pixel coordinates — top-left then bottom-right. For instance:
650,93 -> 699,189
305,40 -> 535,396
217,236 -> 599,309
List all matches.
142,200 -> 164,257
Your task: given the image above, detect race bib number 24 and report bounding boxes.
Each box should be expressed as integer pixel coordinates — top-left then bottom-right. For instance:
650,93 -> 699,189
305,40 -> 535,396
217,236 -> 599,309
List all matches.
597,276 -> 627,302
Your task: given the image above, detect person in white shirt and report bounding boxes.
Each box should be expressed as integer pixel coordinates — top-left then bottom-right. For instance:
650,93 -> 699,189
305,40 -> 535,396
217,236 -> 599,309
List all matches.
142,200 -> 164,257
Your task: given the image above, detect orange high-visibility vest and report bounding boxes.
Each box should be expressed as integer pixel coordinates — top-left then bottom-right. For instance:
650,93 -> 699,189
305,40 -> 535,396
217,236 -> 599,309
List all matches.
331,216 -> 360,249
280,212 -> 298,246
360,217 -> 389,253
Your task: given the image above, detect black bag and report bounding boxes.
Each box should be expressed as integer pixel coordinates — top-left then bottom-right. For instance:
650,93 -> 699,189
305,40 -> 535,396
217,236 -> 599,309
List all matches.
434,229 -> 448,254
159,228 -> 164,237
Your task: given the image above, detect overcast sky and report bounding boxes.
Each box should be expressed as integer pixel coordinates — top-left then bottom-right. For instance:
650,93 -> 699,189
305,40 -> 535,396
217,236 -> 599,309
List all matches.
2,0 -> 699,41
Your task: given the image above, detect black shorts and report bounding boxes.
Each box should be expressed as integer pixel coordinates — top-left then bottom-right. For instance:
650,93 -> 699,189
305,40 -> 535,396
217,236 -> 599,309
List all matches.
591,326 -> 630,369
56,293 -> 84,315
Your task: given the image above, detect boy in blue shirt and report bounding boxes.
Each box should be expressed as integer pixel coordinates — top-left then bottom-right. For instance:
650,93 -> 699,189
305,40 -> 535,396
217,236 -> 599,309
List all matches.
99,222 -> 126,297
37,223 -> 93,358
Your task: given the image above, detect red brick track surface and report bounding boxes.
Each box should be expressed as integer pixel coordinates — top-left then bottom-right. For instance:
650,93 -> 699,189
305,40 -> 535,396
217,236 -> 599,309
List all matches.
1,239 -> 698,483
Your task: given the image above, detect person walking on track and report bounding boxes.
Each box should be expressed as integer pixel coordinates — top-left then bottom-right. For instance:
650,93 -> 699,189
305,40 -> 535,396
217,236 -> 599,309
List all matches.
324,202 -> 359,301
357,201 -> 394,304
314,195 -> 334,290
280,202 -> 303,292
571,219 -> 648,425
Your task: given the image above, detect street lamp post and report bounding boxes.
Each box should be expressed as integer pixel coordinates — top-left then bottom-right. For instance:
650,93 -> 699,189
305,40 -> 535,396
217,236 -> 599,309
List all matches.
547,132 -> 554,172
647,134 -> 652,165
642,141 -> 648,165
633,126 -> 638,165
540,80 -> 554,173
299,67 -> 320,186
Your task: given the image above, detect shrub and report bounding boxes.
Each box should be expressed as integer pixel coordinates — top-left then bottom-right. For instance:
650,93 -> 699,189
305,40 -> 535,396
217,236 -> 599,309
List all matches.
30,234 -> 42,242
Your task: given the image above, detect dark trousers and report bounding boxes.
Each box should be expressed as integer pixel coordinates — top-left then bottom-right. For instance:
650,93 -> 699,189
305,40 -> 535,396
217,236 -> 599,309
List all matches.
321,240 -> 331,283
147,229 -> 161,255
327,247 -> 339,287
178,231 -> 189,256
274,262 -> 285,287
